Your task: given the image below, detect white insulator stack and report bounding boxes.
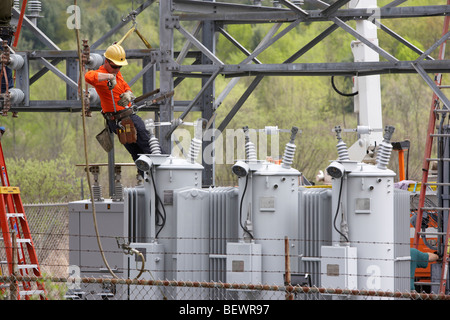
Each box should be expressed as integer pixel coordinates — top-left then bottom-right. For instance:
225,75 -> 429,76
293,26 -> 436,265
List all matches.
376,126 -> 395,170
27,0 -> 42,12
149,136 -> 161,155
334,126 -> 350,161
336,139 -> 350,161
92,185 -> 103,202
187,137 -> 201,163
114,183 -> 123,201
27,0 -> 42,25
243,126 -> 257,162
376,140 -> 393,170
281,142 -> 296,169
281,126 -> 299,169
145,119 -> 162,155
245,140 -> 257,162
187,119 -> 204,163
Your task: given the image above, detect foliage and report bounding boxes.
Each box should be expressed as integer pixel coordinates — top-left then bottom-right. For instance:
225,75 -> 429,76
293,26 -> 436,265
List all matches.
6,156 -> 81,203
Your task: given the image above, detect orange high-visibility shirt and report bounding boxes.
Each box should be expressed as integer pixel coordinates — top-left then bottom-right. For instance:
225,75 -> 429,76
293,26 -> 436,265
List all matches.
85,65 -> 132,113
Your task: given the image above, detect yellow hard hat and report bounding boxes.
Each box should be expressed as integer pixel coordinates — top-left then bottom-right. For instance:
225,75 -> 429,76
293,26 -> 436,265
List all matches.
104,44 -> 128,66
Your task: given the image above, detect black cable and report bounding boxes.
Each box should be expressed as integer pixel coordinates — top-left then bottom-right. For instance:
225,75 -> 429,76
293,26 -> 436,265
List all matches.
331,76 -> 358,97
333,177 -> 349,243
149,168 -> 166,239
239,175 -> 253,239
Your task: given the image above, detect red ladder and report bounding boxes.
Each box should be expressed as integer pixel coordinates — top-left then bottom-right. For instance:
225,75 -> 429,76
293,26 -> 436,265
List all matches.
0,138 -> 45,299
413,6 -> 450,295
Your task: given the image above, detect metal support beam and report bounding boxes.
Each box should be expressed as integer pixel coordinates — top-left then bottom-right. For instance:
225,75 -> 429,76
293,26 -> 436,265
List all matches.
7,0 -> 450,192
90,0 -> 156,49
383,0 -> 408,8
159,0 -> 175,155
38,57 -> 78,91
278,0 -> 309,18
216,75 -> 264,135
238,19 -> 301,65
380,23 -> 433,61
176,23 -> 224,66
176,5 -> 450,23
415,29 -> 450,62
200,6 -> 216,186
321,0 -> 351,17
218,27 -> 261,65
333,17 -> 398,63
412,62 -> 450,110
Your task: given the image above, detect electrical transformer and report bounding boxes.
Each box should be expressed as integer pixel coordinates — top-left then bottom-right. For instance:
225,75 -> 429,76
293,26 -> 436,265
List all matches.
322,126 -> 410,299
227,127 -> 301,299
68,121 -> 411,301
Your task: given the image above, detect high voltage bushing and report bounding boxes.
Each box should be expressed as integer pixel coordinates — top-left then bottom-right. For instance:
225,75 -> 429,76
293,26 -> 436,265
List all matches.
149,135 -> 162,155
243,126 -> 257,162
187,137 -> 201,163
27,0 -> 43,24
145,119 -> 162,155
88,166 -> 104,201
27,0 -> 42,12
376,125 -> 395,170
281,126 -> 299,169
113,166 -> 123,202
334,125 -> 350,161
187,120 -> 203,163
92,184 -> 103,202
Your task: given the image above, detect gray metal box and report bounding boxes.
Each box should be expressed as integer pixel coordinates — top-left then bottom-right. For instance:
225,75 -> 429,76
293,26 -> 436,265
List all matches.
125,242 -> 165,300
69,199 -> 125,277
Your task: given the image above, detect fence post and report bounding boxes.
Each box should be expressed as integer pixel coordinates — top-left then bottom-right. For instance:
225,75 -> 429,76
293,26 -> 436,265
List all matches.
285,236 -> 293,300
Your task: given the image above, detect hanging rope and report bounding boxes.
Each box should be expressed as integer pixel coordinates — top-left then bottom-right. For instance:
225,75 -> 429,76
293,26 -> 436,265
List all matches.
74,0 -> 118,280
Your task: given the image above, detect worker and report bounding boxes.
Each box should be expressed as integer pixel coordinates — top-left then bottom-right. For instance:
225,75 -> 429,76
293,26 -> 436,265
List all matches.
85,43 -> 151,178
410,248 -> 439,291
0,0 -> 14,93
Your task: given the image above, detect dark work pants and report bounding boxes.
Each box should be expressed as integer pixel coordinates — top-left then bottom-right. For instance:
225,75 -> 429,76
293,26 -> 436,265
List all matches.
108,113 -> 151,177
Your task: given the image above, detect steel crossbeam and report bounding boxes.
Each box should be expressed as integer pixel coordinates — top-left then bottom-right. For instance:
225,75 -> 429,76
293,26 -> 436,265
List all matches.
3,0 -> 450,186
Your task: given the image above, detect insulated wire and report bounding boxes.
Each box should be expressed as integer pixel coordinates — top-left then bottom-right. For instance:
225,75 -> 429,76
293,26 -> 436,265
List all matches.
142,169 -> 168,299
331,76 -> 358,97
132,249 -> 145,279
149,168 -> 166,239
333,177 -> 349,243
239,175 -> 253,239
75,0 -> 118,279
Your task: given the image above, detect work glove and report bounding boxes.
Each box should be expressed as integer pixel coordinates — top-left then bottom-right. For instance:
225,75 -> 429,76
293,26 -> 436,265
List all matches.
107,74 -> 117,90
118,91 -> 136,107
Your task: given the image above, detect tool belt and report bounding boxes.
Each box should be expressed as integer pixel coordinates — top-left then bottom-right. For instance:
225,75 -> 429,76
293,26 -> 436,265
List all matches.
116,116 -> 137,144
102,108 -> 137,144
102,107 -> 134,121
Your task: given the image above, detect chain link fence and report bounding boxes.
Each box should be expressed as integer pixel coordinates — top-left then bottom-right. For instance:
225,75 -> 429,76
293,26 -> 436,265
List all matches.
1,275 -> 449,301
0,203 -> 449,301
